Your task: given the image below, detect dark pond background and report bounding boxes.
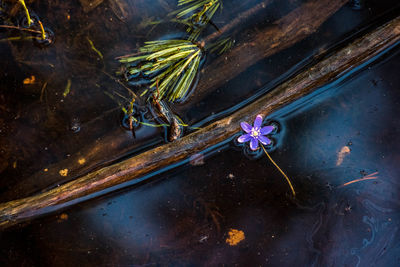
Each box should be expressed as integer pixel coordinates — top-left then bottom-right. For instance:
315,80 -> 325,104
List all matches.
1,0 -> 400,266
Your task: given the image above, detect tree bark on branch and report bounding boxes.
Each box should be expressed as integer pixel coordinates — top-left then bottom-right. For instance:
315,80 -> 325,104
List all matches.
0,14 -> 399,229
1,0 -> 347,203
178,0 -> 349,109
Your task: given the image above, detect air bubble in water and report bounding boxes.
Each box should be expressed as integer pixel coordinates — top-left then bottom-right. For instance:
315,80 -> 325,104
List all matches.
70,118 -> 81,133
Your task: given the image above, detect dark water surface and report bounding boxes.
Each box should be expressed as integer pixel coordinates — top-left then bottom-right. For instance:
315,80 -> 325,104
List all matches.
1,37 -> 400,266
1,0 -> 400,201
1,0 -> 400,265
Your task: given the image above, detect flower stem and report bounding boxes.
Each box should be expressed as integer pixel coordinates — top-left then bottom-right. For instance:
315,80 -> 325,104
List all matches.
261,144 -> 296,197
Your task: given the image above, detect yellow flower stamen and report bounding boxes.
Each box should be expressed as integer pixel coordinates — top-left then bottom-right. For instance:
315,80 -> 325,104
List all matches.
251,129 -> 260,137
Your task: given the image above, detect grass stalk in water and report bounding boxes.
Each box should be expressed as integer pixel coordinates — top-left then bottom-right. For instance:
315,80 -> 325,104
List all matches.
18,0 -> 32,26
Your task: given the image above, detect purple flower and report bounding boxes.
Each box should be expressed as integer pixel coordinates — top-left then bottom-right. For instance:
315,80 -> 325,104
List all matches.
237,115 -> 274,150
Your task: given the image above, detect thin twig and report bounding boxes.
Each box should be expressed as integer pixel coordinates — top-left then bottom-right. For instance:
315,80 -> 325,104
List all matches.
39,82 -> 47,102
0,25 -> 41,34
38,21 -> 46,40
338,172 -> 379,188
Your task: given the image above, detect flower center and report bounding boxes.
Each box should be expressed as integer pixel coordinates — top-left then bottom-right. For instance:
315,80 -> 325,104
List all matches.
251,128 -> 260,137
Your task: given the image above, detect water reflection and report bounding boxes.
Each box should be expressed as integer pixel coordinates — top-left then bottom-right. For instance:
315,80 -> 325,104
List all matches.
1,0 -> 400,202
1,41 -> 400,266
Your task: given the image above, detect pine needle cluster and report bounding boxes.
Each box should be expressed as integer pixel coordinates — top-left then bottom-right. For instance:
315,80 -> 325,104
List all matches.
119,0 -> 224,103
119,40 -> 202,102
173,0 -> 222,41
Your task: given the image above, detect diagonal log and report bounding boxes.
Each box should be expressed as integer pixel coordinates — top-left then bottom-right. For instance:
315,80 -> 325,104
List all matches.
0,15 -> 399,229
179,0 -> 349,108
203,0 -> 272,43
1,0 -> 344,203
0,0 -> 272,202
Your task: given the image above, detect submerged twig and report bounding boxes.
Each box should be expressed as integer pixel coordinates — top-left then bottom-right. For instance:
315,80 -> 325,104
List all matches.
338,172 -> 379,188
39,82 -> 47,102
0,35 -> 42,42
87,37 -> 103,59
0,15 -> 399,228
38,20 -> 46,40
0,25 -> 41,34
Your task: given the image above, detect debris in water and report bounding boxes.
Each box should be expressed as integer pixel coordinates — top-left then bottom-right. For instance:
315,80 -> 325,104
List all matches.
87,37 -> 103,59
59,169 -> 68,177
70,118 -> 81,133
78,0 -> 104,13
338,172 -> 378,188
63,79 -> 71,97
57,213 -> 69,222
23,75 -> 36,85
226,229 -> 245,246
336,145 -> 351,166
199,235 -> 208,243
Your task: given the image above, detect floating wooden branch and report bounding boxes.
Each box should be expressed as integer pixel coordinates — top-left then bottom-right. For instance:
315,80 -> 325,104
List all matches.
179,0 -> 349,108
0,0 -> 344,201
0,15 -> 399,229
203,0 -> 272,43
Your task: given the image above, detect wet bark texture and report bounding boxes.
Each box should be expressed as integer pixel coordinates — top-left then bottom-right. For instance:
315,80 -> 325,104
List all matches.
0,13 -> 399,229
178,0 -> 349,109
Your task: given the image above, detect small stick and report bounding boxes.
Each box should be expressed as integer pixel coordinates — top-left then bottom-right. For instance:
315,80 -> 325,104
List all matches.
338,172 -> 379,188
39,82 -> 47,102
38,21 -> 46,40
0,25 -> 41,34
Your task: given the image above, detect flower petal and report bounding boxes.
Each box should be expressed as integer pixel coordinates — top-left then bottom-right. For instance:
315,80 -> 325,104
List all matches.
237,134 -> 251,143
240,122 -> 252,133
254,115 -> 263,129
260,125 -> 274,135
258,135 -> 271,145
250,137 -> 259,150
